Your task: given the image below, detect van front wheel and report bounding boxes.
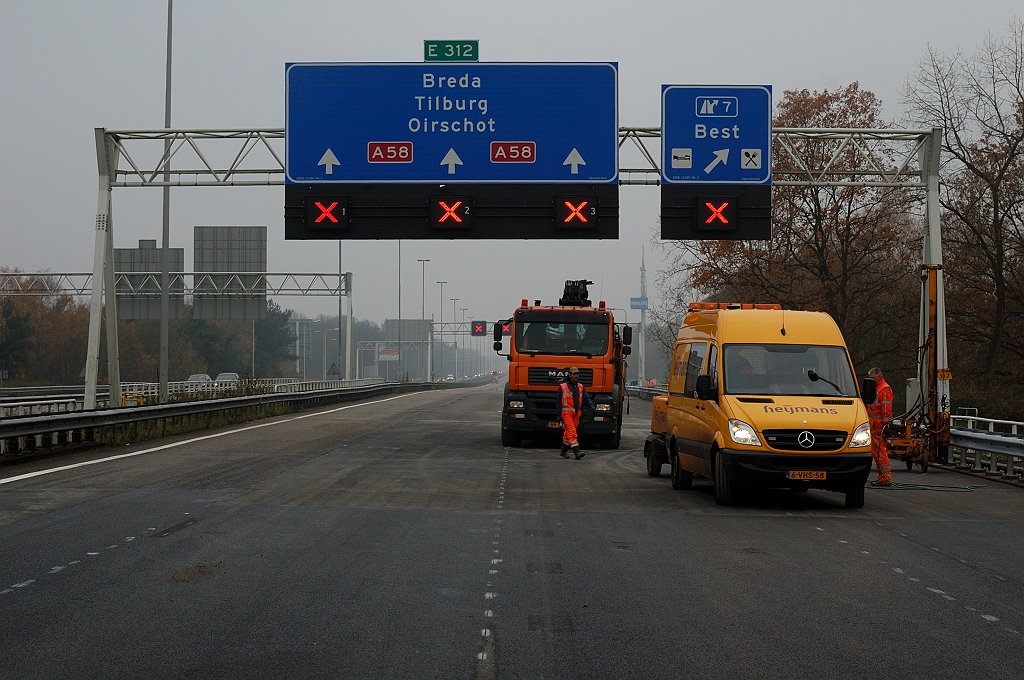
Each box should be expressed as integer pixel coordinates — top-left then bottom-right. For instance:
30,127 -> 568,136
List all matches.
714,453 -> 734,506
844,484 -> 865,509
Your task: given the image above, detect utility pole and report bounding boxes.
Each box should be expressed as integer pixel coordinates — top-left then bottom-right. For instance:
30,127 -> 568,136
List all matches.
159,0 -> 173,403
451,298 -> 459,382
437,281 -> 446,379
397,240 -> 402,381
417,259 -> 430,320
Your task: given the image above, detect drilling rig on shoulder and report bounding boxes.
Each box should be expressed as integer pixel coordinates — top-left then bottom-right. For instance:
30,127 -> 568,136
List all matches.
493,279 -> 632,448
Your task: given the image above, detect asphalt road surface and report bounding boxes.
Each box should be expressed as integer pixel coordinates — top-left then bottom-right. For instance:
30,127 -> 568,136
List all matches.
2,386 -> 1022,679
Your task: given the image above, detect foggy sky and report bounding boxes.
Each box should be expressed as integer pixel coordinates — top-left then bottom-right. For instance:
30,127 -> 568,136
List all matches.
1,0 -> 1019,325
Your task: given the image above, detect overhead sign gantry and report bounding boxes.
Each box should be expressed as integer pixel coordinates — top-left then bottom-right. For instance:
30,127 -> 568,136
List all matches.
284,62 -> 619,239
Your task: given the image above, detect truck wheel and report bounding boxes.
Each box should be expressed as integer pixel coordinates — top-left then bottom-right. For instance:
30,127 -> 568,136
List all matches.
646,445 -> 663,477
670,447 -> 692,490
714,453 -> 734,506
601,430 -> 620,449
501,426 -> 522,448
844,483 -> 865,509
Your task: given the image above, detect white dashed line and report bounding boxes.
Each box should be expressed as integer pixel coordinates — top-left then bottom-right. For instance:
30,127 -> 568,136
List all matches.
893,568 -> 904,573
12,580 -> 35,588
485,610 -> 493,617
982,615 -> 999,622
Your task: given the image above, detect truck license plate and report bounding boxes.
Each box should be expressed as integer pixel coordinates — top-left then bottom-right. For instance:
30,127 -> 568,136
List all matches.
786,470 -> 826,480
548,421 -> 562,429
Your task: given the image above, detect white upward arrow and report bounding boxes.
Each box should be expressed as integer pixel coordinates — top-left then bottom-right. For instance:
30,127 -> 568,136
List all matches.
563,148 -> 586,175
440,148 -> 463,175
704,149 -> 729,174
318,148 -> 340,175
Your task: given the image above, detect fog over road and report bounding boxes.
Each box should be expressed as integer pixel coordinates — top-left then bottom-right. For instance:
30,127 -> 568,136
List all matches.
2,387 -> 1022,679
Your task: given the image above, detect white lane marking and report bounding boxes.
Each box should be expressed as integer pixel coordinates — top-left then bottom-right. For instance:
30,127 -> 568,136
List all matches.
481,629 -> 491,636
943,595 -> 956,600
489,570 -> 498,574
909,577 -> 920,582
106,545 -> 118,549
484,610 -> 493,617
928,588 -> 946,594
485,592 -> 497,599
491,559 -> 502,564
893,568 -> 904,573
48,566 -> 64,574
861,551 -> 869,554
965,606 -> 977,612
982,614 -> 999,622
839,540 -> 847,544
1006,628 -> 1019,634
477,653 -> 488,660
816,527 -> 823,531
87,552 -> 99,556
0,393 -> 417,485
12,580 -> 35,588
0,589 -> 11,595
125,537 -> 135,542
68,560 -> 80,565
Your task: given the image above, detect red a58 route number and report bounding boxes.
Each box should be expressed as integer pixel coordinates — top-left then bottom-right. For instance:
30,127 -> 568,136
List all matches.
367,142 -> 413,163
490,141 -> 536,163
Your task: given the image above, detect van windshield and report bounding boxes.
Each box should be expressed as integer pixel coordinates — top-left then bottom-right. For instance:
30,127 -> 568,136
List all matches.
723,344 -> 857,397
515,321 -> 609,356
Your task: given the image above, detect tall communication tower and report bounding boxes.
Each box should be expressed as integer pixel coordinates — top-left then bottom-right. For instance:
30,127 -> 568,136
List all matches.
639,248 -> 647,383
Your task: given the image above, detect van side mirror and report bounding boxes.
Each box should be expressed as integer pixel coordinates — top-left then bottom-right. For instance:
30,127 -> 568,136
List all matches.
622,325 -> 633,346
622,345 -> 631,356
861,378 -> 877,404
493,341 -> 503,352
696,374 -> 712,401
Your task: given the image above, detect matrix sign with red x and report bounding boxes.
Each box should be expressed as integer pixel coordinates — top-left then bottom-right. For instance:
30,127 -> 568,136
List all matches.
304,196 -> 349,228
554,195 -> 599,229
429,196 -> 473,229
696,197 -> 736,231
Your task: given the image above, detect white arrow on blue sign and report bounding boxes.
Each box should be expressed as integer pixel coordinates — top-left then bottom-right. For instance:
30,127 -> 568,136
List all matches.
286,62 -> 619,184
661,85 -> 772,185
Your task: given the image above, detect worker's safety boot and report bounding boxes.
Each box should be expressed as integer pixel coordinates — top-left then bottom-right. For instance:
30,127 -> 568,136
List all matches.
573,446 -> 585,460
560,444 -> 570,458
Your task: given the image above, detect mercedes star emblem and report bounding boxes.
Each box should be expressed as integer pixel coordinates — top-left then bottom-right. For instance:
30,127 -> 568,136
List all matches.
797,430 -> 816,448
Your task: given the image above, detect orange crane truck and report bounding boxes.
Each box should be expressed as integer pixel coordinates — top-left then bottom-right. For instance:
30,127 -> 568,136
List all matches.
493,280 -> 632,448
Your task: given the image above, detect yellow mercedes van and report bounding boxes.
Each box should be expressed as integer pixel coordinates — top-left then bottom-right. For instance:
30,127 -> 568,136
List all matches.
645,303 -> 876,508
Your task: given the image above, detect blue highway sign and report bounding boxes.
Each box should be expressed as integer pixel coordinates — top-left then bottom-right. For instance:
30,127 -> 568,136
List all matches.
661,85 -> 772,184
630,297 -> 648,310
286,63 -> 618,184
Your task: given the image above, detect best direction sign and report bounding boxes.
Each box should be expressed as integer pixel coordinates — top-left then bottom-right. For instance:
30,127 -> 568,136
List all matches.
661,85 -> 772,185
286,62 -> 618,184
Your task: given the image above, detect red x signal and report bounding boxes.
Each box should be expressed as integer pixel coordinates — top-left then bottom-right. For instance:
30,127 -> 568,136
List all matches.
704,202 -> 730,224
563,201 -> 588,223
438,200 -> 463,223
315,201 -> 339,223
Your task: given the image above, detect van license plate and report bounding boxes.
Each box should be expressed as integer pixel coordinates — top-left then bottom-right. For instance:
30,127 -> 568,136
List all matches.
787,470 -> 826,480
548,421 -> 562,429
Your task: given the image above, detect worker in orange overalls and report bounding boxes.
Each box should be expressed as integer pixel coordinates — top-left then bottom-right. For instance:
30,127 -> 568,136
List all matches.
867,367 -> 893,486
558,366 -> 595,460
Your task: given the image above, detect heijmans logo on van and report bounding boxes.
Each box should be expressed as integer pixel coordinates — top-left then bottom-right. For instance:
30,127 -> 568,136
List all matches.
764,405 -> 839,415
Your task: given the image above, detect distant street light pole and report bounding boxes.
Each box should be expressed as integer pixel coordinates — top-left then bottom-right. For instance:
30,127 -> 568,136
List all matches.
437,281 -> 447,379
417,259 -> 430,320
451,297 -> 459,382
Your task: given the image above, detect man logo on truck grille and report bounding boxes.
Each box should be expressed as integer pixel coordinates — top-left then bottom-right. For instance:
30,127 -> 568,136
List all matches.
548,370 -> 570,378
797,431 -> 815,449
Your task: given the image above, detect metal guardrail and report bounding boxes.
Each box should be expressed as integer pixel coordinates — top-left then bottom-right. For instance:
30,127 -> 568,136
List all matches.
1,399 -> 80,418
0,379 -> 484,455
625,385 -> 668,400
948,427 -> 1024,479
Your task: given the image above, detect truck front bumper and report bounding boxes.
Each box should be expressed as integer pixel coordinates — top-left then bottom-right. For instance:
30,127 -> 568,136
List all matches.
719,448 -> 872,490
504,391 -> 616,435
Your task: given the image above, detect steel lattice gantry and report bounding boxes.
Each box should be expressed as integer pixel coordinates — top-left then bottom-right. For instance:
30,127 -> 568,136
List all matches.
83,126 -> 947,412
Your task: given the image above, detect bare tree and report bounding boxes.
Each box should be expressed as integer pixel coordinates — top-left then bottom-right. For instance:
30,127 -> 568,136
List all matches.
904,20 -> 1024,380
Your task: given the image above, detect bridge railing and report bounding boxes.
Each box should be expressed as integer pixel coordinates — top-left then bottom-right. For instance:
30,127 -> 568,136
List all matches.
949,415 -> 1024,479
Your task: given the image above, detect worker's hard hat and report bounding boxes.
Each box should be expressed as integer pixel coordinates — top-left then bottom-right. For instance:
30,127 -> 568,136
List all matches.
568,366 -> 579,374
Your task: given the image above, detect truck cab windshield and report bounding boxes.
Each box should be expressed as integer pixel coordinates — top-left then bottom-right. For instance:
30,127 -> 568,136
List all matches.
723,344 -> 857,396
516,321 -> 609,356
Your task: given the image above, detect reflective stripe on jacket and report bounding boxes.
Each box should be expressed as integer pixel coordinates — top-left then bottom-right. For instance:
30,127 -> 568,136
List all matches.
558,381 -> 594,413
867,379 -> 893,423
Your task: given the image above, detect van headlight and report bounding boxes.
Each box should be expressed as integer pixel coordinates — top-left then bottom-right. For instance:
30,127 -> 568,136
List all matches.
728,419 -> 761,446
595,403 -> 612,412
508,401 -> 525,409
850,422 -> 871,448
